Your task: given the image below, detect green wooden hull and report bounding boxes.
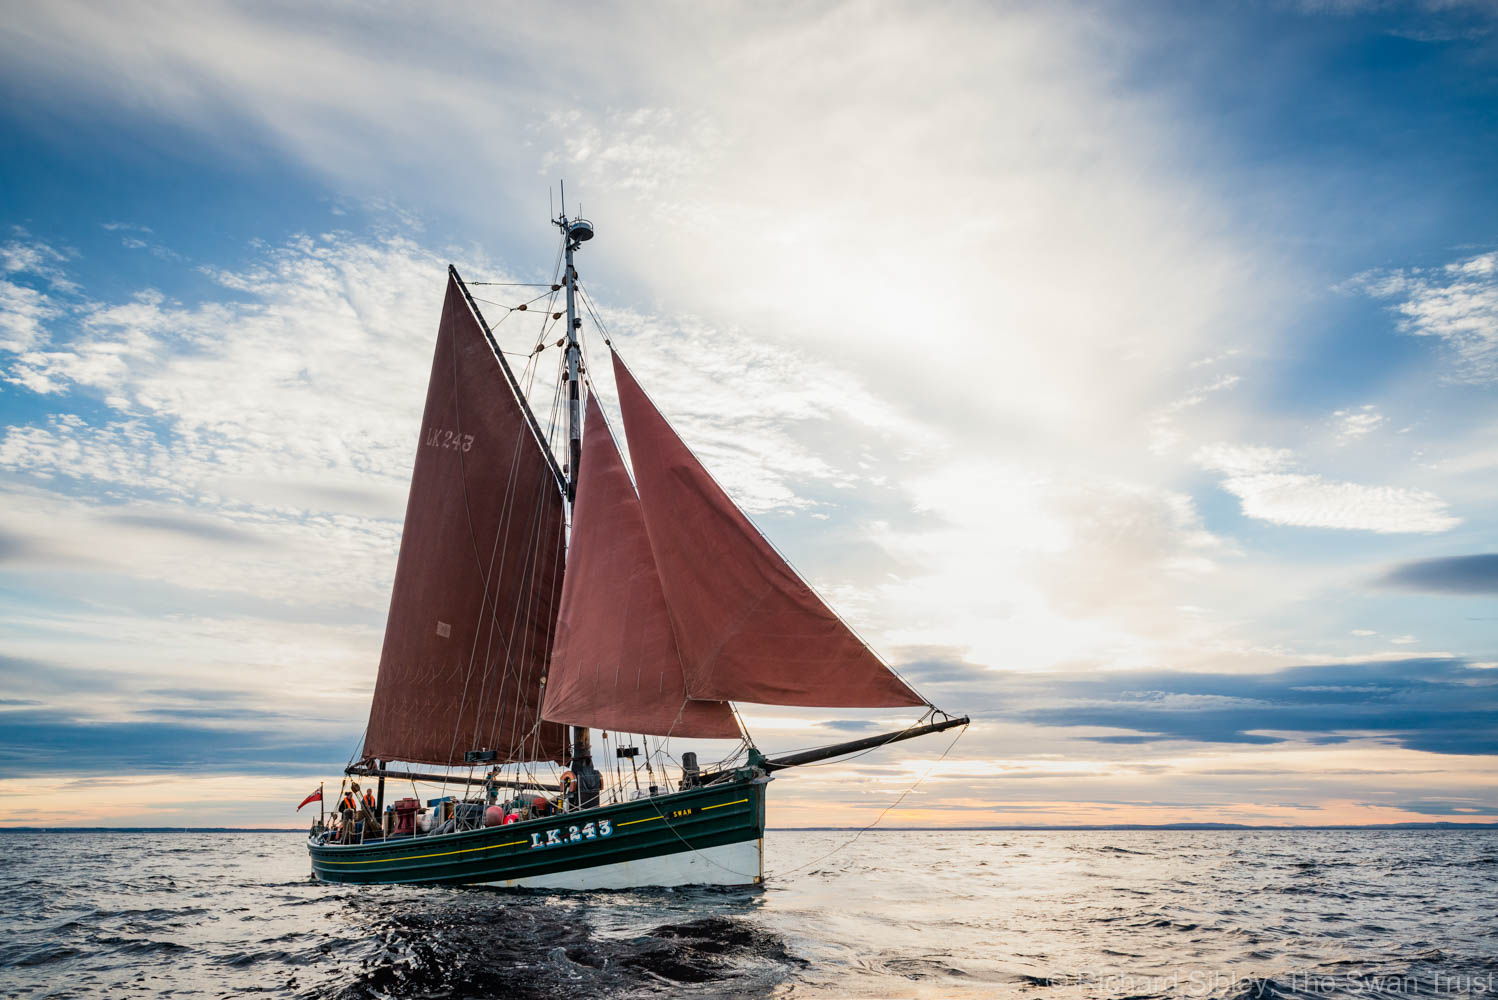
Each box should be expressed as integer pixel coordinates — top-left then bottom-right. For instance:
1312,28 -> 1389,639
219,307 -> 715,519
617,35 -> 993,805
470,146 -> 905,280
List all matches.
308,775 -> 767,887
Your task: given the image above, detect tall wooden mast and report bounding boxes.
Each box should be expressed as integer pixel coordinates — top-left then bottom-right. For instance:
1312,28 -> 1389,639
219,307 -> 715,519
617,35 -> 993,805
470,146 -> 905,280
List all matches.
554,194 -> 601,806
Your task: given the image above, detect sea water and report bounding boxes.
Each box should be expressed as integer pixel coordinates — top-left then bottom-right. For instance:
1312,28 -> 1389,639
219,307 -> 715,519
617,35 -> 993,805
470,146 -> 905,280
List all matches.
1,828 -> 1494,999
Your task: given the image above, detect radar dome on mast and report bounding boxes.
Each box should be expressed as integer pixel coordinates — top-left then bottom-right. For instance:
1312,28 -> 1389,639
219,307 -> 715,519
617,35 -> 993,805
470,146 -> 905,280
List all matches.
568,218 -> 594,243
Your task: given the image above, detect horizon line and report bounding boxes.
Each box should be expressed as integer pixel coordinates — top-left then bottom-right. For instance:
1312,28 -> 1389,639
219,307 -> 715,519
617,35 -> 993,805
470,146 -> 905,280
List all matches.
2,821 -> 1495,833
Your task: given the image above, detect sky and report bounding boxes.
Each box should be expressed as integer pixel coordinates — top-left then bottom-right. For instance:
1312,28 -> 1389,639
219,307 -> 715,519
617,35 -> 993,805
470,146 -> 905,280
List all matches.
1,0 -> 1496,829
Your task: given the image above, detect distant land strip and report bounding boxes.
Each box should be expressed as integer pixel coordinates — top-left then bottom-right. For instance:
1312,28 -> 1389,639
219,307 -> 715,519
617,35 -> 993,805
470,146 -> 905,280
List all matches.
1,822 -> 1495,833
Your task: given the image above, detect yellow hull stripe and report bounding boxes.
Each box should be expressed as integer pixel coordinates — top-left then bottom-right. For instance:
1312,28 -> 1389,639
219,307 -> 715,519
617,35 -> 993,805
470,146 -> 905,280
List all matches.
618,815 -> 661,827
318,837 -> 528,866
701,798 -> 749,811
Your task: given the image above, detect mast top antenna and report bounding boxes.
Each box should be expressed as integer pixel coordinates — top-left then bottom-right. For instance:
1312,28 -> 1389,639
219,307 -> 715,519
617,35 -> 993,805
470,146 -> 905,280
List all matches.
566,217 -> 594,243
554,180 -> 594,245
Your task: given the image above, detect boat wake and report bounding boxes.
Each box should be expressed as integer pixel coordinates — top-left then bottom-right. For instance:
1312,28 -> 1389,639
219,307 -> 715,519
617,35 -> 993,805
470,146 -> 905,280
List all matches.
326,891 -> 800,999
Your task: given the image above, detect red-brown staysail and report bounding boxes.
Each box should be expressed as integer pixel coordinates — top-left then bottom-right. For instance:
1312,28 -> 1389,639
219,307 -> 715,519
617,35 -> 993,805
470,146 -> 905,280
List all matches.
362,275 -> 569,767
611,352 -> 926,709
542,393 -> 741,739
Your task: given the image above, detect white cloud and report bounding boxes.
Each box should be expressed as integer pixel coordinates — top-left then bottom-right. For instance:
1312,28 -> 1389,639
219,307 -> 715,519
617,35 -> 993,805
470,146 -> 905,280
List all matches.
1,232 -> 72,283
0,237 -> 464,643
1350,249 -> 1498,383
1194,443 -> 1295,476
0,234 -> 75,354
1333,404 -> 1385,442
0,280 -> 59,355
1219,472 -> 1457,533
2,237 -> 446,499
1195,441 -> 1458,533
1149,372 -> 1243,454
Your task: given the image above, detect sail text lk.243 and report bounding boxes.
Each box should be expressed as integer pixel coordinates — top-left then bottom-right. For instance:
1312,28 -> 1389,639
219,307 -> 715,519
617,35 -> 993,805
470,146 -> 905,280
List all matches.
423,427 -> 474,452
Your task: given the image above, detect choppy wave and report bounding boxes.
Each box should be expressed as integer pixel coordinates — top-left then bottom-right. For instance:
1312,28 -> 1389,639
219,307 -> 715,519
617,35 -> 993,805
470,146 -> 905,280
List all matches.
0,829 -> 1494,998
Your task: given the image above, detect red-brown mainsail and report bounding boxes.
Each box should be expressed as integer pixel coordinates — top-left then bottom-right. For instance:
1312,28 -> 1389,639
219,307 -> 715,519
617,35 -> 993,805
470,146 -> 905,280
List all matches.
542,393 -> 741,738
611,352 -> 926,709
362,275 -> 569,767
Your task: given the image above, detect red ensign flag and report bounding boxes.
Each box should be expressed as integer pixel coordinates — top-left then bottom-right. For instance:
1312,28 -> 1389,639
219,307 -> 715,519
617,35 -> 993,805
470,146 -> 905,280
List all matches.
296,788 -> 322,811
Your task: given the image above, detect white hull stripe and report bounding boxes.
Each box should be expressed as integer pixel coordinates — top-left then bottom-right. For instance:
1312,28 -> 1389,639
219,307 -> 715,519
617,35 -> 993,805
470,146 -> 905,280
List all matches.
483,838 -> 763,890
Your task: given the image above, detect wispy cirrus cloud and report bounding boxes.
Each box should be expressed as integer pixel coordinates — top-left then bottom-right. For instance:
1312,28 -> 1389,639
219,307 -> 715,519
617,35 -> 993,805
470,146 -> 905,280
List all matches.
0,232 -> 74,355
1220,475 -> 1458,534
1194,442 -> 1458,533
1349,249 -> 1498,384
1332,404 -> 1385,442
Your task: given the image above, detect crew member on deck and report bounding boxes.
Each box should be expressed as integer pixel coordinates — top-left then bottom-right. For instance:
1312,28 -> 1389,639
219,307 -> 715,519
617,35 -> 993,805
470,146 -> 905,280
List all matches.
337,788 -> 358,843
484,767 -> 501,805
505,794 -> 528,822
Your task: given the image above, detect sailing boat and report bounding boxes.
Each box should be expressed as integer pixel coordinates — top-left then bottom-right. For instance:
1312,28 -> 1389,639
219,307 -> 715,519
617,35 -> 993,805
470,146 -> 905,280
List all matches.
307,211 -> 967,888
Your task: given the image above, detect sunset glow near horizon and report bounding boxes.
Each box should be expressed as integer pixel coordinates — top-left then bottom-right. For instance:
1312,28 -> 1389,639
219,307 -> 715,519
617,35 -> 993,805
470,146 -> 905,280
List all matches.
1,2 -> 1496,829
